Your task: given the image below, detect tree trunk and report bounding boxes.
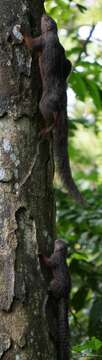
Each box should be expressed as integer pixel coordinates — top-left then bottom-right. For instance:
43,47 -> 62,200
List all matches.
0,0 -> 55,358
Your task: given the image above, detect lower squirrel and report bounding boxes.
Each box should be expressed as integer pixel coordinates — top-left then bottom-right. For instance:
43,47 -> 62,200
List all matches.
39,239 -> 71,360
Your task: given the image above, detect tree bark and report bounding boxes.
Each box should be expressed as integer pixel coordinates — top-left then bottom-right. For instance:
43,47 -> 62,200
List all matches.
0,0 -> 55,358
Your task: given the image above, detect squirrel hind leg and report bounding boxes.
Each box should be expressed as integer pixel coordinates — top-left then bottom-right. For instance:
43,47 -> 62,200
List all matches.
39,99 -> 55,137
39,97 -> 48,120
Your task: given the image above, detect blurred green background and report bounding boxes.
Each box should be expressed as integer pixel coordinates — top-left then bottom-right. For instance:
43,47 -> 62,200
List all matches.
45,1 -> 102,358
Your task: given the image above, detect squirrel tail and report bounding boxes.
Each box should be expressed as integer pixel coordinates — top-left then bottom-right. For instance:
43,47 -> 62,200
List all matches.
58,298 -> 70,360
53,111 -> 84,204
44,293 -> 70,359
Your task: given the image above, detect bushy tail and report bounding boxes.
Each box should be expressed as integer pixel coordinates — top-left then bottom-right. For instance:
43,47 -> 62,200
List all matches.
58,298 -> 70,360
53,111 -> 84,204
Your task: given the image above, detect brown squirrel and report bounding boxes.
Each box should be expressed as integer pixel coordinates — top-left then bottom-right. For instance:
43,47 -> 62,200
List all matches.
18,14 -> 84,204
39,239 -> 71,360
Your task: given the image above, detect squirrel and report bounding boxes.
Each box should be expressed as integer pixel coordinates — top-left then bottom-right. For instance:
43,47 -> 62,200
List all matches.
14,14 -> 84,204
39,239 -> 71,360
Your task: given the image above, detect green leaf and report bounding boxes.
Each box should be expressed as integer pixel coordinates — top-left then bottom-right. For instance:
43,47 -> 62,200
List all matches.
70,72 -> 87,101
73,337 -> 102,353
71,285 -> 89,311
70,252 -> 89,261
89,298 -> 102,340
85,79 -> 102,109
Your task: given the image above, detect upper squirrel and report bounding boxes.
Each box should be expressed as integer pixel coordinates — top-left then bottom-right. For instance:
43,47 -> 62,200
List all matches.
20,14 -> 84,204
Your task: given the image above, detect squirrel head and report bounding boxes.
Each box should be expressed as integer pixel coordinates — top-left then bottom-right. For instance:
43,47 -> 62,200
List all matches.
54,239 -> 68,254
41,14 -> 57,34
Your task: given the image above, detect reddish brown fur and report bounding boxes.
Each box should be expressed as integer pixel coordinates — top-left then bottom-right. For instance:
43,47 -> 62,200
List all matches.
22,15 -> 84,204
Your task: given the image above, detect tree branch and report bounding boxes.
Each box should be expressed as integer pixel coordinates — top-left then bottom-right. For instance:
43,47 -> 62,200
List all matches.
76,24 -> 95,64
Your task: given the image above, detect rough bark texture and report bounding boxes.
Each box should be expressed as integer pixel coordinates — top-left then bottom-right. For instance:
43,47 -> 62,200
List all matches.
0,0 -> 55,358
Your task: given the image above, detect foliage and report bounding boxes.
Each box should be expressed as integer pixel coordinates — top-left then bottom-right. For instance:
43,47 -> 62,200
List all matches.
72,337 -> 102,359
56,186 -> 102,357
